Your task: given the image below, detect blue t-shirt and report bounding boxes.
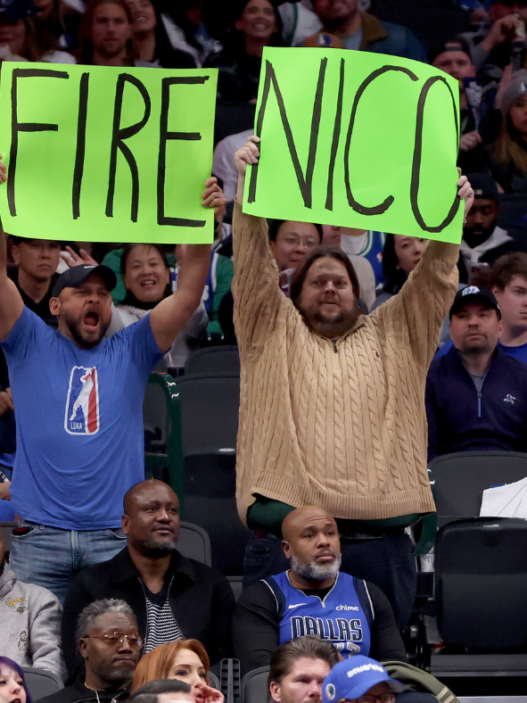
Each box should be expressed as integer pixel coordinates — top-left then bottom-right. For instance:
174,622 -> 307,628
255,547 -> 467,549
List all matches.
1,307 -> 163,530
266,571 -> 372,658
435,339 -> 527,364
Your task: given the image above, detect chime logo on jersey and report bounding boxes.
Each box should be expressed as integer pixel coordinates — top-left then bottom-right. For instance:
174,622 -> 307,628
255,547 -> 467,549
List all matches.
64,366 -> 100,435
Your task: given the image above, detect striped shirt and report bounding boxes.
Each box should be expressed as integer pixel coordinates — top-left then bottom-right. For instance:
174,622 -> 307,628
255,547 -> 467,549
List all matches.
141,576 -> 184,653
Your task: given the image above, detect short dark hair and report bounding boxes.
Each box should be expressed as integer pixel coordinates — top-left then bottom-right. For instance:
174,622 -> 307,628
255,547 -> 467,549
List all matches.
121,243 -> 170,275
492,252 -> 527,291
290,246 -> 360,306
130,679 -> 192,703
268,636 -> 340,688
268,220 -> 323,244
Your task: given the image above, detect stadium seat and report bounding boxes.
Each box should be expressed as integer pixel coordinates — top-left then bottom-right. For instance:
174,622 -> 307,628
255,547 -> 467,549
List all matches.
176,372 -> 249,575
176,373 -> 240,455
428,451 -> 527,528
185,346 -> 240,375
241,666 -> 270,703
22,667 -> 63,701
143,372 -> 184,511
427,518 -> 527,678
177,521 -> 212,567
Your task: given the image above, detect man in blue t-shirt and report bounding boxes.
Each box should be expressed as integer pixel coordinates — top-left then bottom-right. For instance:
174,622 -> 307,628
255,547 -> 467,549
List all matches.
232,506 -> 406,675
0,177 -> 224,602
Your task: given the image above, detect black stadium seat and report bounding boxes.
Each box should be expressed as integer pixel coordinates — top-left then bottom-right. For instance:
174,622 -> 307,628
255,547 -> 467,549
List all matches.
241,666 -> 270,703
176,373 -> 251,575
23,667 -> 63,701
429,451 -> 527,528
185,346 -> 240,376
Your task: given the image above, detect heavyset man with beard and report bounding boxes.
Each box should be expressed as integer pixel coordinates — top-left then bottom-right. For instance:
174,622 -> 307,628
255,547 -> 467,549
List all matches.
0,176 -> 223,602
232,507 -> 406,675
232,136 -> 474,631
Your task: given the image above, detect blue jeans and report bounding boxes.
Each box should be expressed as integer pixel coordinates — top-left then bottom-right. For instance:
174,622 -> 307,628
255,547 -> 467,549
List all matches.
243,530 -> 416,632
8,522 -> 128,604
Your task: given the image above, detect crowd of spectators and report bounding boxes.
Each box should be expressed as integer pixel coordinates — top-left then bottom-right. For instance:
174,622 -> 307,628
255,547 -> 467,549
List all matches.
3,0 -> 527,700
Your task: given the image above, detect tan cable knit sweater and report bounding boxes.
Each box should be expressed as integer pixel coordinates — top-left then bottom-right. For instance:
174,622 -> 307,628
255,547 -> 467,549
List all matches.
232,203 -> 459,523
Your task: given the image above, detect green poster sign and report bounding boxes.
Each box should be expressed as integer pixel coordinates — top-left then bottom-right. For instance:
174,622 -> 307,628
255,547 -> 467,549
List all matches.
242,48 -> 462,243
0,63 -> 218,243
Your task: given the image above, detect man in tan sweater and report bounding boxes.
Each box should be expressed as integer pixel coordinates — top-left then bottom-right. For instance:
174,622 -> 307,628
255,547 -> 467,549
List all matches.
232,136 -> 474,630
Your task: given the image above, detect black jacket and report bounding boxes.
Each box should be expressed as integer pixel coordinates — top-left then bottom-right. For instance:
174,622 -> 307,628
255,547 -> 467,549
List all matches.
38,676 -> 130,703
62,548 -> 235,678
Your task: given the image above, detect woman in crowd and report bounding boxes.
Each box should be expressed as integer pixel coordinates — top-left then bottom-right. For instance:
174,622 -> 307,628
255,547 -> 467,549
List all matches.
131,639 -> 222,703
490,69 -> 527,193
0,3 -> 75,62
125,0 -> 196,67
204,0 -> 283,102
371,233 -> 425,310
0,657 -> 32,703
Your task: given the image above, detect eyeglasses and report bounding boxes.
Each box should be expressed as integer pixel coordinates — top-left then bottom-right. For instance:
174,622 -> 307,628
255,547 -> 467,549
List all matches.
83,632 -> 143,648
356,694 -> 396,703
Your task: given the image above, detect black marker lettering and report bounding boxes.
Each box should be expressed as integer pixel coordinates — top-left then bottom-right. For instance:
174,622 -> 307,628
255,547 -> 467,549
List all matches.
326,58 -> 345,211
343,65 -> 418,215
106,73 -> 151,223
9,68 -> 69,217
410,76 -> 460,232
248,58 -> 327,208
72,72 -> 89,220
157,75 -> 209,227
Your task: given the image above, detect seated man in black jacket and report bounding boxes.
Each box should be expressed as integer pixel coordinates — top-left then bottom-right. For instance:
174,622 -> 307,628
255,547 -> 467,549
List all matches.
62,479 -> 235,679
232,506 -> 407,675
40,598 -> 140,703
426,285 -> 527,460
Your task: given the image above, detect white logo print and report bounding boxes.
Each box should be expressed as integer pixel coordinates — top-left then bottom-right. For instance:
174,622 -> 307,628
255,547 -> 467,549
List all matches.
462,286 -> 480,296
288,603 -> 308,609
504,394 -> 516,405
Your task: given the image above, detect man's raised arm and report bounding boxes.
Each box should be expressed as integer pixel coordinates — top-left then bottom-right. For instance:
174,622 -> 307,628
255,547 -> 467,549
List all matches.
232,137 -> 284,358
374,175 -> 474,371
0,158 -> 24,341
149,178 -> 221,352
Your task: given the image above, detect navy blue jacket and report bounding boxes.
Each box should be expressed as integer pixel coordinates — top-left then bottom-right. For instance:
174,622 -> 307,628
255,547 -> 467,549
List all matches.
426,347 -> 527,461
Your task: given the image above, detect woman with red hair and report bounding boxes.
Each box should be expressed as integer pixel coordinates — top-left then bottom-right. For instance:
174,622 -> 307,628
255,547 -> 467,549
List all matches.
131,640 -> 223,703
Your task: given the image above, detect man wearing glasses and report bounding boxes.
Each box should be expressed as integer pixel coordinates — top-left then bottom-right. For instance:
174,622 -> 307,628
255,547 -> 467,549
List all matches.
40,599 -> 141,703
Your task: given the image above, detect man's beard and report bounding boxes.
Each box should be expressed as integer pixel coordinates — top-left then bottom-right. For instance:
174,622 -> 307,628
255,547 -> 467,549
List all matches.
298,300 -> 361,339
61,311 -> 109,349
140,539 -> 178,558
463,222 -> 496,249
290,552 -> 342,581
100,663 -> 135,687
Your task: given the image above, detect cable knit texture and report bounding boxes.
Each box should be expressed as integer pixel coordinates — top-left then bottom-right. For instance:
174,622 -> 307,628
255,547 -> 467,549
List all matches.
232,203 -> 459,523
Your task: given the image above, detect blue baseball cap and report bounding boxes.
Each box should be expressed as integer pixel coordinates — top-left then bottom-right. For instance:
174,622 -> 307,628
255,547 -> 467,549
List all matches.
322,656 -> 404,703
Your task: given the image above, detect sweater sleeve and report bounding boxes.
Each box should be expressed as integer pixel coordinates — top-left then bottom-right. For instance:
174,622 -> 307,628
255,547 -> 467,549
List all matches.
366,582 -> 407,662
232,201 -> 284,360
28,587 -> 68,683
373,240 -> 459,372
232,581 -> 280,676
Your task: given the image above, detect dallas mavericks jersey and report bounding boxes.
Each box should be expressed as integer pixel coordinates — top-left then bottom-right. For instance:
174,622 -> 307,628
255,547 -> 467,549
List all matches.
264,571 -> 373,658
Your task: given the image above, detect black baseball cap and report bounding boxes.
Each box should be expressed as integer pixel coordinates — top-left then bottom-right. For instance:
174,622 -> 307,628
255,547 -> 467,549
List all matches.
429,37 -> 473,65
466,173 -> 499,203
450,285 -> 501,319
52,264 -> 117,298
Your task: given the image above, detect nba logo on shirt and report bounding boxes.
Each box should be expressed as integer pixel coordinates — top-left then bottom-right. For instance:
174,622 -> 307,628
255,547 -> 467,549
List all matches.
65,366 -> 100,435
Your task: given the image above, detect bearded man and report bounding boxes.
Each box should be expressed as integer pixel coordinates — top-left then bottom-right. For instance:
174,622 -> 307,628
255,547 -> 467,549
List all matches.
232,136 -> 474,630
232,507 -> 407,674
0,173 -> 224,602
